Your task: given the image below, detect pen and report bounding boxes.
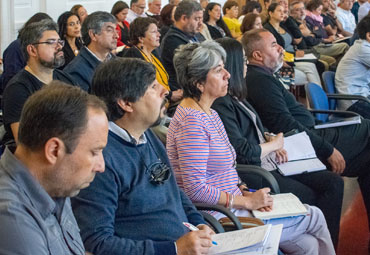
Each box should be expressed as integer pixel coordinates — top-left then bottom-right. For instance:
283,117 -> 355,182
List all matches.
243,188 -> 275,195
182,222 -> 218,245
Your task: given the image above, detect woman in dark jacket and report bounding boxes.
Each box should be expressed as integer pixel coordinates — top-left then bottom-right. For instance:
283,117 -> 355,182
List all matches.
57,11 -> 83,69
212,37 -> 343,247
203,3 -> 232,39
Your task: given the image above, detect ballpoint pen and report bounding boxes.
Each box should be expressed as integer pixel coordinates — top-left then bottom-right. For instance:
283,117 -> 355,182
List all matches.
183,222 -> 218,245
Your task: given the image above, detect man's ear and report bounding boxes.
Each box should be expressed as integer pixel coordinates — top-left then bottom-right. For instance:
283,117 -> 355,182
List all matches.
366,32 -> 370,42
26,44 -> 38,58
117,99 -> 134,113
44,137 -> 65,165
252,50 -> 263,62
88,29 -> 98,42
180,14 -> 188,23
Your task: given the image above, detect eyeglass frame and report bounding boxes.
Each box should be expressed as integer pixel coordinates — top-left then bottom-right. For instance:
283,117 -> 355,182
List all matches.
32,39 -> 65,47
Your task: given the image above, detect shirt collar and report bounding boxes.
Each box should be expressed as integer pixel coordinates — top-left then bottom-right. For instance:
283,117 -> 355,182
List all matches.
108,121 -> 147,145
0,147 -> 57,219
247,63 -> 274,75
85,46 -> 112,62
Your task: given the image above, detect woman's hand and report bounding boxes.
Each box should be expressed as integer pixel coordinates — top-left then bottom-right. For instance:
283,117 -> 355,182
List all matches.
275,148 -> 288,164
239,188 -> 274,210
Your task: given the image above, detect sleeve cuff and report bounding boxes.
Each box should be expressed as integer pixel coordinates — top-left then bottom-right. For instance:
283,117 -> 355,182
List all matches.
154,241 -> 177,255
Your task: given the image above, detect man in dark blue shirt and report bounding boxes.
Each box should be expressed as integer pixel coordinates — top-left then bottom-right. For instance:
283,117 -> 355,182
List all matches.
72,58 -> 214,255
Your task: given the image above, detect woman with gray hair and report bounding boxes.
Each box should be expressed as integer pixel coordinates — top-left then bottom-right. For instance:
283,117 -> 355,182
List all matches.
166,40 -> 335,255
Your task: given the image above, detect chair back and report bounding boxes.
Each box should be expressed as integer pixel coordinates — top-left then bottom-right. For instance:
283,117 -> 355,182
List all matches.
305,83 -> 329,122
322,71 -> 337,110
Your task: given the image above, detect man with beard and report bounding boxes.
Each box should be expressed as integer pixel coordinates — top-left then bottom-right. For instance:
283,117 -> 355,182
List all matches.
243,29 -> 370,244
160,0 -> 204,112
72,58 -> 215,255
0,83 -> 108,254
64,11 -> 118,92
2,19 -> 76,145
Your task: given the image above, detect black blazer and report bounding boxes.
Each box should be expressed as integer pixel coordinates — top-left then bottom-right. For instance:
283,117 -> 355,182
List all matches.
212,94 -> 267,166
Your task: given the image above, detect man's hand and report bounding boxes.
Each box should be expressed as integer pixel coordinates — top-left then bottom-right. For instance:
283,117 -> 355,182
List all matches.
176,225 -> 214,255
327,148 -> 346,174
295,50 -> 305,58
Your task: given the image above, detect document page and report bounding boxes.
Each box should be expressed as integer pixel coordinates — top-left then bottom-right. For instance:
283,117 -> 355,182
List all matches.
252,193 -> 308,220
278,158 -> 326,176
295,53 -> 317,60
283,132 -> 316,161
208,224 -> 271,255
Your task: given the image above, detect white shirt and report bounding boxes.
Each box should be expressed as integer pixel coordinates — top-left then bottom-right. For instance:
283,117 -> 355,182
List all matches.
126,8 -> 147,24
358,2 -> 370,22
335,39 -> 370,110
336,7 -> 356,34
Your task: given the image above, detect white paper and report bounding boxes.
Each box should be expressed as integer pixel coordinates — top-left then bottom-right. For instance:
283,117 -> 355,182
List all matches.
283,132 -> 316,161
208,224 -> 271,254
295,53 -> 317,60
252,193 -> 308,220
278,158 -> 326,176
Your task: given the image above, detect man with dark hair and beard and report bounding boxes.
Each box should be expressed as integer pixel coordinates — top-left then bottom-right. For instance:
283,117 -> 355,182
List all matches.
2,19 -> 76,145
72,58 -> 215,255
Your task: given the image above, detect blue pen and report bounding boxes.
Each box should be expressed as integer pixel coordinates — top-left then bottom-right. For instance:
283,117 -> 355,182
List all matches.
183,222 -> 218,245
243,188 -> 275,195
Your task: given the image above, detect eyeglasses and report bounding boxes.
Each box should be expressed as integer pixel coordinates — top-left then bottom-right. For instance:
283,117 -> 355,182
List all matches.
33,39 -> 65,47
148,161 -> 171,185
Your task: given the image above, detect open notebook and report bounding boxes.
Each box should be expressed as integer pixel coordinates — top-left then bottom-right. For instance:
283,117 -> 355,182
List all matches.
277,132 -> 326,176
209,224 -> 283,255
252,193 -> 308,220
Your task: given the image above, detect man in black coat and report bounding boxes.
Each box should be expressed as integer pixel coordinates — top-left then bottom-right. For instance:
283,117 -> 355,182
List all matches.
242,28 -> 370,243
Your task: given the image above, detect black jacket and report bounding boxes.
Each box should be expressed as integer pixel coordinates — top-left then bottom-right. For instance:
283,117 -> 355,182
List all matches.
212,94 -> 266,165
160,26 -> 197,91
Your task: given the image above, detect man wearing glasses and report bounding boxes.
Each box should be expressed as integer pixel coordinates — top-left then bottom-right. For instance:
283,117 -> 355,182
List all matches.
72,58 -> 215,255
64,11 -> 118,92
127,0 -> 148,23
2,19 -> 76,146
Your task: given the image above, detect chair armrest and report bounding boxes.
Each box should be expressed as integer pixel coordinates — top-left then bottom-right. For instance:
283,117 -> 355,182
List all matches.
237,164 -> 280,194
194,203 -> 243,230
198,211 -> 225,233
327,94 -> 370,103
308,109 -> 360,118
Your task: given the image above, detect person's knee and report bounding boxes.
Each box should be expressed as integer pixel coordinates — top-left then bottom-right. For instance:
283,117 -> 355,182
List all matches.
280,234 -> 319,255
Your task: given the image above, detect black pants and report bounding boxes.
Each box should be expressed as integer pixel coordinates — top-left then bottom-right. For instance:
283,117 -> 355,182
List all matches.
264,170 -> 343,248
313,118 -> 370,239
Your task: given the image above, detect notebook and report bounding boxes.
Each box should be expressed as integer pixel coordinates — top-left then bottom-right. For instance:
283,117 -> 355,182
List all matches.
209,224 -> 283,255
252,193 -> 308,220
314,115 -> 361,129
277,132 -> 326,176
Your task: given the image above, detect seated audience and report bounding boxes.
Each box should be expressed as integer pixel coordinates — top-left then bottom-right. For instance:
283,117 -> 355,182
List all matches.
0,13 -> 51,91
238,1 -> 262,23
0,83 -> 108,254
222,1 -> 242,39
127,0 -> 148,23
336,0 -> 356,34
351,0 -> 365,23
204,3 -> 232,39
166,40 -> 335,255
335,16 -> 370,117
264,3 -> 322,85
64,11 -> 118,92
305,0 -> 349,58
146,0 -> 162,21
71,4 -> 88,24
289,0 -> 347,69
161,0 -> 203,112
200,0 -> 209,10
72,58 -> 214,255
2,19 -> 76,145
158,4 -> 176,39
57,11 -> 83,69
260,0 -> 273,23
322,0 -> 352,37
111,1 -> 131,47
358,0 -> 370,21
212,37 -> 343,245
243,28 -> 370,238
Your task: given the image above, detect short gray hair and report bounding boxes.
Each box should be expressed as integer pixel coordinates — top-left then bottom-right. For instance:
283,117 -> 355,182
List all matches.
19,19 -> 58,61
174,41 -> 226,100
82,11 -> 116,46
174,0 -> 203,21
241,28 -> 267,58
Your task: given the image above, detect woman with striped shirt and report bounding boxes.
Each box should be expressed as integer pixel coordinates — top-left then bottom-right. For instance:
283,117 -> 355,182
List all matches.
166,40 -> 335,255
